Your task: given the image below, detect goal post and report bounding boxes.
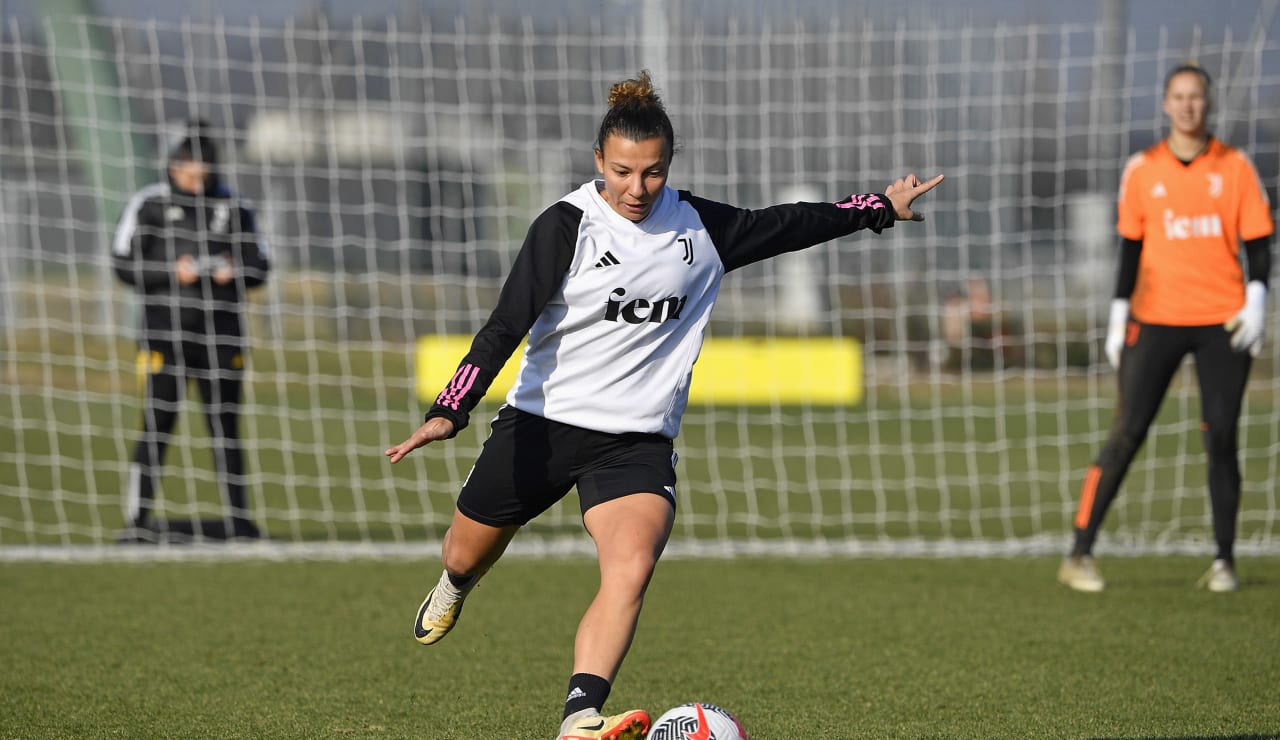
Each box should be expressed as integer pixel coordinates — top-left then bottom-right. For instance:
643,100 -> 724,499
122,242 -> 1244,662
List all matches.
2,12 -> 1278,559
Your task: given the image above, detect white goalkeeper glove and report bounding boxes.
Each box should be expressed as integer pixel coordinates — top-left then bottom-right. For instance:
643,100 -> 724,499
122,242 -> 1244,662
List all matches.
1104,298 -> 1129,369
1225,281 -> 1267,357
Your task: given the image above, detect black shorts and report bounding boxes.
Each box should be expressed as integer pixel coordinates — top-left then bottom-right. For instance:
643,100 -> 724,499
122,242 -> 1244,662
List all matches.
456,405 -> 678,527
141,335 -> 245,379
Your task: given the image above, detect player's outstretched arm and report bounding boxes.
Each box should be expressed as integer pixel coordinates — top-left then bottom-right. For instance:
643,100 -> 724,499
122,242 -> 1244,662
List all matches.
386,417 -> 456,464
886,173 -> 944,221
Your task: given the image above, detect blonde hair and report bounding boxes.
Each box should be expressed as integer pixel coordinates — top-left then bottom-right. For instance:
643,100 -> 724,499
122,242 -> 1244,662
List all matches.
1163,62 -> 1212,97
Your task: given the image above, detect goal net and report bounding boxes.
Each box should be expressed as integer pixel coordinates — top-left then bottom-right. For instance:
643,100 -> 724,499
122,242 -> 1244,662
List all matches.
2,10 -> 1278,559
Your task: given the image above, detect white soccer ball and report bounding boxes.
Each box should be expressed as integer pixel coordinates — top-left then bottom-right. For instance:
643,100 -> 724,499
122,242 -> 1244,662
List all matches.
648,702 -> 748,740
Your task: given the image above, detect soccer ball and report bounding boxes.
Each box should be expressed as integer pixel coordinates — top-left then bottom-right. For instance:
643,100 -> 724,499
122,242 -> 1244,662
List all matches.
648,702 -> 748,740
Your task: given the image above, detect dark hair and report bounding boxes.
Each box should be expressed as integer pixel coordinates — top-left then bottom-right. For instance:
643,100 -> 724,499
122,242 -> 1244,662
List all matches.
1163,63 -> 1212,96
594,70 -> 677,159
169,118 -> 219,166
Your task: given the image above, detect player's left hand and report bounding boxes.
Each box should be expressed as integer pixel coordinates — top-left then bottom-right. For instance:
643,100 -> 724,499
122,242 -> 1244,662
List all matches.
1225,281 -> 1267,357
1104,298 -> 1130,369
212,254 -> 235,285
886,173 -> 944,221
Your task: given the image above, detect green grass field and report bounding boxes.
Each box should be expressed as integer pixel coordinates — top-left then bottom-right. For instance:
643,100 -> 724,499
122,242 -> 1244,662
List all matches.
5,328 -> 1280,738
3,556 -> 1279,739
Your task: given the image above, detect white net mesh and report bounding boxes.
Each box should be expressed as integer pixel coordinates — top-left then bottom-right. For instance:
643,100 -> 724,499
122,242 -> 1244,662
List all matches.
2,11 -> 1278,558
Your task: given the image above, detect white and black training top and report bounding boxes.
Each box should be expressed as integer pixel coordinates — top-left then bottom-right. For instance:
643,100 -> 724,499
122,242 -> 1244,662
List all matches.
427,180 -> 895,439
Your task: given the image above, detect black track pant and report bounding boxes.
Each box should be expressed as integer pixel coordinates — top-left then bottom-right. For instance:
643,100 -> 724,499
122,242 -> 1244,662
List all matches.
126,336 -> 249,530
1072,322 -> 1252,562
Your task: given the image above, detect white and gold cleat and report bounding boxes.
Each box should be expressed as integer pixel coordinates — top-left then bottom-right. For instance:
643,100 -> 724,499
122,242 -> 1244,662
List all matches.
1196,559 -> 1239,592
1057,554 -> 1105,592
557,709 -> 652,740
413,570 -> 475,645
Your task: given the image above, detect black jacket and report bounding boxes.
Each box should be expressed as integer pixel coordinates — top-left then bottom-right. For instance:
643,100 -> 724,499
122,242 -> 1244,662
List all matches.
112,177 -> 270,340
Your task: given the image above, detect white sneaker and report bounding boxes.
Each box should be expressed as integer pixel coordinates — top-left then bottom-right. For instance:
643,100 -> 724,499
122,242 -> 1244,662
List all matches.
1057,555 -> 1105,592
413,570 -> 477,645
557,708 -> 651,740
1196,559 -> 1239,592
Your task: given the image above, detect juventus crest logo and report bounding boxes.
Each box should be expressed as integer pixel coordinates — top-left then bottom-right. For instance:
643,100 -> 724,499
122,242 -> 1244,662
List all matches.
1207,173 -> 1223,198
677,236 -> 694,265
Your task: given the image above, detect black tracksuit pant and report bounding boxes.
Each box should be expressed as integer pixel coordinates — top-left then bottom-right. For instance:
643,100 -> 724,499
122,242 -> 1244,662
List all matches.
1072,321 -> 1252,562
127,333 -> 250,534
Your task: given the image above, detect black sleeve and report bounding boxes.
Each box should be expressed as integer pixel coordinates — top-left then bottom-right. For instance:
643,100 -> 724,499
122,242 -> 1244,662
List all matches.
233,204 -> 271,289
1113,237 -> 1143,299
681,191 -> 896,272
424,201 -> 581,436
1244,236 -> 1272,289
112,197 -> 173,291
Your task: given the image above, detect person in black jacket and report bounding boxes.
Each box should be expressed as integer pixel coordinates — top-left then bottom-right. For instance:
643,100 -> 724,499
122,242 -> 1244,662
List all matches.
112,121 -> 270,542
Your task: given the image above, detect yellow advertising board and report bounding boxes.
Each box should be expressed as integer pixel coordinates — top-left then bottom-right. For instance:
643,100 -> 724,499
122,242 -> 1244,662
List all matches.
416,335 -> 861,406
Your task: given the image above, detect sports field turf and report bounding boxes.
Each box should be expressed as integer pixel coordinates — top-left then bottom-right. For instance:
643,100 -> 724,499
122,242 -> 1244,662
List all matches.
5,332 -> 1280,737
3,555 -> 1278,739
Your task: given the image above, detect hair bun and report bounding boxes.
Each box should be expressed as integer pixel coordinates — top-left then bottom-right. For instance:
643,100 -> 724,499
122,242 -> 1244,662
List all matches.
607,70 -> 660,108
594,69 -> 676,158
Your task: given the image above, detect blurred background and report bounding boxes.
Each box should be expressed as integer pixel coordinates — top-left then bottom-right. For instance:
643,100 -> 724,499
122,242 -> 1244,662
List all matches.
1,0 -> 1278,556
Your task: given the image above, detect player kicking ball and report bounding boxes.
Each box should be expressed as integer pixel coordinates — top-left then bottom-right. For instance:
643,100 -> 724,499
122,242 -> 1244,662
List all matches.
388,70 -> 942,739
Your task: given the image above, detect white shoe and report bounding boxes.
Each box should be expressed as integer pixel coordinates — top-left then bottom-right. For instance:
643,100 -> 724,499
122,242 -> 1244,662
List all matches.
1196,559 -> 1239,592
1057,555 -> 1105,592
412,570 -> 477,645
557,708 -> 651,740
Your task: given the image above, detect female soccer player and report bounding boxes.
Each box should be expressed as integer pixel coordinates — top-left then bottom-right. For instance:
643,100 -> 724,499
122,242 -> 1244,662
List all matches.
387,71 -> 943,739
1058,63 -> 1273,593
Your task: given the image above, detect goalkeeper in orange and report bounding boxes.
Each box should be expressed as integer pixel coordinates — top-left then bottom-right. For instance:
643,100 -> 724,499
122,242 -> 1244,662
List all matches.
1059,63 -> 1273,593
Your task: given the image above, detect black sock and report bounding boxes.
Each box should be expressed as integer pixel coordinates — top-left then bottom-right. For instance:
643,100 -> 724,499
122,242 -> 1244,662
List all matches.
446,571 -> 477,590
562,673 -> 611,720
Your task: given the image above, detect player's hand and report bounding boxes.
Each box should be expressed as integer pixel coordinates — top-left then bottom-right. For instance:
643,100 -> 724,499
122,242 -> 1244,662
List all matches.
175,254 -> 200,286
385,417 -> 456,464
886,173 -> 944,221
212,254 -> 235,285
1225,281 -> 1267,357
1104,298 -> 1129,369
